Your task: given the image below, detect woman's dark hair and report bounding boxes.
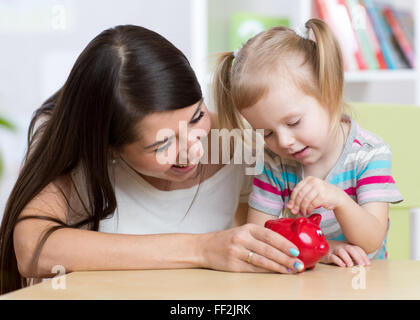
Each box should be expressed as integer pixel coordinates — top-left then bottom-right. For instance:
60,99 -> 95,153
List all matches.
0,25 -> 202,294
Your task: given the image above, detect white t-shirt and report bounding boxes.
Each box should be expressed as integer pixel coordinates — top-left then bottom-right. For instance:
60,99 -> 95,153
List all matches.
99,160 -> 252,235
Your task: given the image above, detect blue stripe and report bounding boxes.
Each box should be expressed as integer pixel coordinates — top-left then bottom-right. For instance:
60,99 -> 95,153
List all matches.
377,247 -> 387,259
262,169 -> 299,190
357,160 -> 392,179
263,169 -> 284,189
331,233 -> 347,241
328,160 -> 392,185
281,172 -> 299,184
329,169 -> 357,185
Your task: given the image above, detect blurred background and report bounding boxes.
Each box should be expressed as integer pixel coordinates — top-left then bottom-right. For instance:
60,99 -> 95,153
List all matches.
0,0 -> 419,258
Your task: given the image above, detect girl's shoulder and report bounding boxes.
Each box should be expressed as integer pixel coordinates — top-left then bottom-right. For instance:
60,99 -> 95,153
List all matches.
343,119 -> 393,168
350,119 -> 390,150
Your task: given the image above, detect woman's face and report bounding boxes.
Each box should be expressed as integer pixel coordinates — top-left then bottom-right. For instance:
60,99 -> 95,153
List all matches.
118,99 -> 211,183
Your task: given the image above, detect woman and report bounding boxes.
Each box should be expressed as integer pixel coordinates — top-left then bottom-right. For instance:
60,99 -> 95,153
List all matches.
0,25 -> 302,294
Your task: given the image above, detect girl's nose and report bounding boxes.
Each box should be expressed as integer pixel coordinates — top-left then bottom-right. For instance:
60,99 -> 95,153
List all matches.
276,130 -> 295,148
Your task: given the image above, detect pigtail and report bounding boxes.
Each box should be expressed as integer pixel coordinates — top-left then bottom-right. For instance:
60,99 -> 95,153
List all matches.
213,52 -> 245,131
305,19 -> 344,126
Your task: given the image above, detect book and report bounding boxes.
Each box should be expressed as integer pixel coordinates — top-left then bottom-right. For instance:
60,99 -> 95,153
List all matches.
376,3 -> 409,69
359,1 -> 387,69
382,6 -> 415,68
229,12 -> 289,51
337,0 -> 368,70
394,9 -> 414,48
361,0 -> 399,69
344,0 -> 379,69
316,0 -> 359,71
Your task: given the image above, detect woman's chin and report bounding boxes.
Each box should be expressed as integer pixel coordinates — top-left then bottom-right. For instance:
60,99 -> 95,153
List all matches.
166,163 -> 199,180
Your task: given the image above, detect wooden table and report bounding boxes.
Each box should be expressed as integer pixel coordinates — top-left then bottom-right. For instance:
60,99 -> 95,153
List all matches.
2,260 -> 420,300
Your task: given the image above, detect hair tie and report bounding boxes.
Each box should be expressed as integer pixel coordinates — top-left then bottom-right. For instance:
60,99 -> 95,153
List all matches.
295,24 -> 308,39
233,48 -> 241,58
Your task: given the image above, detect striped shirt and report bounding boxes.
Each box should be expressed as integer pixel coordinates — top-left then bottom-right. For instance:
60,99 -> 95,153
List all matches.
249,118 -> 403,259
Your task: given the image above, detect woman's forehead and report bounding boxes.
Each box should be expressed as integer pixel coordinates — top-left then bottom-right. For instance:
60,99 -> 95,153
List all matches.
134,100 -> 205,144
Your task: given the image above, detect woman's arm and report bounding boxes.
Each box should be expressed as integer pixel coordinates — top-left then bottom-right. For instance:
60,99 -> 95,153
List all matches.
13,185 -> 303,277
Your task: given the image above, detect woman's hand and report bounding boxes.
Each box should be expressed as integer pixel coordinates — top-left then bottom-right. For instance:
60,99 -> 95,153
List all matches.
286,176 -> 346,216
198,223 -> 305,273
320,240 -> 370,267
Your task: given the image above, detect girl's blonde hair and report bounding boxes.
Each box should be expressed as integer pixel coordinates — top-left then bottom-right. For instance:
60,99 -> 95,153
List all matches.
213,18 -> 345,133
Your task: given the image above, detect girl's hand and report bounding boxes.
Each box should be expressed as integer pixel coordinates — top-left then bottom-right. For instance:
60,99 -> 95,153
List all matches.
287,176 -> 345,216
198,224 -> 305,274
320,240 -> 371,267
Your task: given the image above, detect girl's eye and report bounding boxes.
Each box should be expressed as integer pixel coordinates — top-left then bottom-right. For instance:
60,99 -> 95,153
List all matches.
190,111 -> 205,124
264,131 -> 273,138
288,119 -> 300,127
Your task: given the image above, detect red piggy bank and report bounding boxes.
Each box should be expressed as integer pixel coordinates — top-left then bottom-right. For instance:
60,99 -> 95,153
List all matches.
264,214 -> 329,271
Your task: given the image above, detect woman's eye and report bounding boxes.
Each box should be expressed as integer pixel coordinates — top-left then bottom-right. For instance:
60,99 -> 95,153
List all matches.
190,111 -> 205,124
155,142 -> 171,153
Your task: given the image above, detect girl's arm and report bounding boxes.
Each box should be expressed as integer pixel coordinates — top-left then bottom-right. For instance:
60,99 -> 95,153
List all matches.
234,203 -> 249,226
287,176 -> 389,254
247,207 -> 277,225
333,197 -> 389,254
13,184 -> 302,277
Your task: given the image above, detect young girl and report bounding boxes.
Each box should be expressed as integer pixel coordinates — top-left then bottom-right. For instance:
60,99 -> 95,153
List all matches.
214,19 -> 403,268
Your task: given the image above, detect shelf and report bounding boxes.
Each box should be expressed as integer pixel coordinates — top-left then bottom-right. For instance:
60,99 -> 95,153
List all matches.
344,69 -> 418,82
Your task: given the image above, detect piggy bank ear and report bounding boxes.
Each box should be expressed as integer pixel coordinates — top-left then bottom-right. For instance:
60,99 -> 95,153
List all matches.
264,220 -> 275,228
308,214 -> 322,226
291,217 -> 306,234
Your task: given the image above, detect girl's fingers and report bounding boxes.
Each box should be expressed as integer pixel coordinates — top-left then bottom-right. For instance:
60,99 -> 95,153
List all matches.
329,254 -> 346,267
287,180 -> 306,208
337,248 -> 354,267
345,246 -> 365,266
299,189 -> 319,216
353,246 -> 371,266
289,183 -> 312,214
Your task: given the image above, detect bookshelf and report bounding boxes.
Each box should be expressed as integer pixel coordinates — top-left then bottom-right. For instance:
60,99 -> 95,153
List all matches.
190,0 -> 420,106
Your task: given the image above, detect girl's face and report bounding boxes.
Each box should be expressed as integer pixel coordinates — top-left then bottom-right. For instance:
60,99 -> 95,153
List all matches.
118,99 -> 211,183
240,79 -> 333,166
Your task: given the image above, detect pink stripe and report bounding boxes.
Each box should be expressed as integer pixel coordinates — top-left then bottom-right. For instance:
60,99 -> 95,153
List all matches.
357,176 -> 395,188
250,193 -> 283,210
253,178 -> 292,197
356,124 -> 381,143
357,190 -> 401,202
320,210 -> 335,220
344,187 -> 356,196
353,139 -> 362,146
253,178 -> 281,196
